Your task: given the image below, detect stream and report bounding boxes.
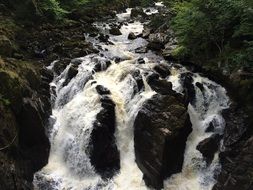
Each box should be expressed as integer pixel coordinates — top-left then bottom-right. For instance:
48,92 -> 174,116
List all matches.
33,3 -> 230,190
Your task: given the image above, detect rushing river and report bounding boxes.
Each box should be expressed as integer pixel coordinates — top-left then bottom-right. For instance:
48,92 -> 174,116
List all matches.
34,3 -> 229,190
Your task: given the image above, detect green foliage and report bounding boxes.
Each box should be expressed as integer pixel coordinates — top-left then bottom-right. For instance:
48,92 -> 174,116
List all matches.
0,94 -> 10,106
171,0 -> 253,70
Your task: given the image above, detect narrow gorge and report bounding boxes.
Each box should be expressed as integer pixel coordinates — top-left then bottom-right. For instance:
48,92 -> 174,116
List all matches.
33,5 -> 229,190
0,1 -> 252,190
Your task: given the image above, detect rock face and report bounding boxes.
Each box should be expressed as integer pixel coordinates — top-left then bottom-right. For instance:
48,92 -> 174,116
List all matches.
89,95 -> 120,179
213,103 -> 253,190
134,93 -> 192,189
0,59 -> 51,190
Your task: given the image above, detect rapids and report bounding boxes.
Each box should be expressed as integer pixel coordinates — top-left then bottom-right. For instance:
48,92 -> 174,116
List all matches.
34,3 -> 229,190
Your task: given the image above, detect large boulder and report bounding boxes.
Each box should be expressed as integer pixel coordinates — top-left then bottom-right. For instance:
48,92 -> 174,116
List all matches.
147,33 -> 169,51
196,134 -> 222,164
146,73 -> 175,95
153,64 -> 171,79
134,94 -> 192,189
89,96 -> 120,179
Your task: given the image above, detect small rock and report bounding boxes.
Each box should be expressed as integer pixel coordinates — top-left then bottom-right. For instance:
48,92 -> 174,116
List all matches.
96,85 -> 111,95
137,58 -> 145,64
98,34 -> 109,42
128,32 -> 137,40
205,122 -> 215,133
135,46 -> 148,53
195,82 -> 205,92
109,27 -> 122,36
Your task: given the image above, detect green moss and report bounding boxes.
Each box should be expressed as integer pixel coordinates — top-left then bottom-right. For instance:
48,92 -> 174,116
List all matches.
0,58 -> 40,110
171,45 -> 188,59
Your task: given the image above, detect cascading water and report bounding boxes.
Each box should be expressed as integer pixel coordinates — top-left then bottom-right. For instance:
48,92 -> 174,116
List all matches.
165,69 -> 229,190
34,3 -> 229,190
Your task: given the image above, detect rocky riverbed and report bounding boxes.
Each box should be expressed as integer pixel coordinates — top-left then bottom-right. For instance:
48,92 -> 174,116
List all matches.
0,1 -> 252,190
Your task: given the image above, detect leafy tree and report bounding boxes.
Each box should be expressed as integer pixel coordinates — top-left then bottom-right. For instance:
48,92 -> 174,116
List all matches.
171,0 -> 253,70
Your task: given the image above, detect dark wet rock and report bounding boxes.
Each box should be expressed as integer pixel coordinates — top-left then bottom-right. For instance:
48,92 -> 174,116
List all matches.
128,32 -> 137,40
71,58 -> 83,65
130,8 -> 147,18
214,136 -> 253,190
206,122 -> 215,133
89,33 -> 98,37
146,73 -> 174,95
135,46 -> 148,53
113,57 -> 123,63
195,82 -> 204,92
147,33 -> 169,51
213,103 -> 251,190
134,94 -> 192,189
96,85 -> 111,95
180,72 -> 195,104
94,60 -> 112,72
153,64 -> 171,78
0,93 -> 51,190
137,58 -> 145,64
149,79 -> 173,95
109,27 -> 122,36
147,42 -> 164,51
40,68 -> 53,82
98,34 -> 109,42
131,70 -> 144,93
62,64 -> 78,87
222,105 -> 248,147
197,134 -> 222,164
34,49 -> 46,59
53,59 -> 71,75
89,96 -> 120,179
146,72 -> 159,82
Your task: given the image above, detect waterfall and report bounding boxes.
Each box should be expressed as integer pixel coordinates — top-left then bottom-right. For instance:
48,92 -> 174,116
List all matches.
34,4 -> 229,190
165,70 -> 229,190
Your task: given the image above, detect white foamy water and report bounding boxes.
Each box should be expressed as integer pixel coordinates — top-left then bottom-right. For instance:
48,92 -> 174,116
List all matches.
165,71 -> 229,190
34,5 -> 229,190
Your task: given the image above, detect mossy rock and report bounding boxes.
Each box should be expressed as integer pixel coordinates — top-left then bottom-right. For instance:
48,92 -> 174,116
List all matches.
0,58 -> 41,110
0,35 -> 15,57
